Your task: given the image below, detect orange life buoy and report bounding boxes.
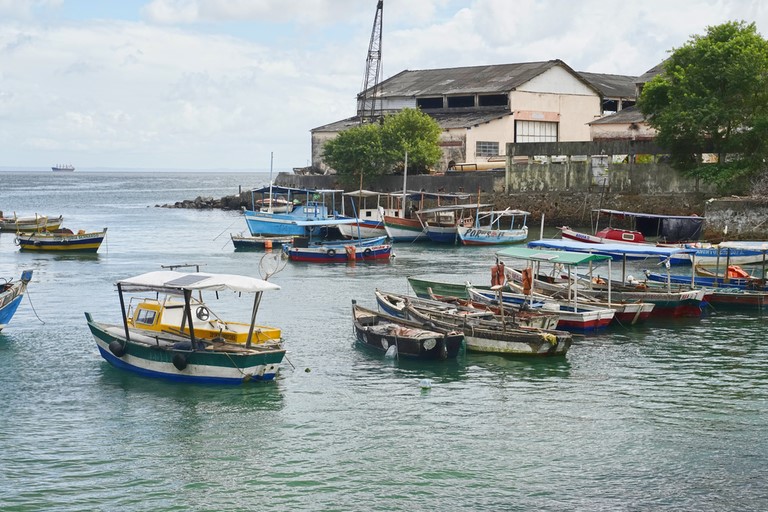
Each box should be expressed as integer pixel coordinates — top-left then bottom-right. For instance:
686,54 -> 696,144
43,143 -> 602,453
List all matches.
490,262 -> 506,287
521,267 -> 533,295
726,265 -> 749,278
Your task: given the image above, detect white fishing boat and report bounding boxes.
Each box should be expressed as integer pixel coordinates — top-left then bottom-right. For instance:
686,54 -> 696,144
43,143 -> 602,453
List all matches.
85,268 -> 285,384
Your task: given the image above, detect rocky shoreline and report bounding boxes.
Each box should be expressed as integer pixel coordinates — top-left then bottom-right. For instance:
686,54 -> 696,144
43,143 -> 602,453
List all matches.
157,192 -> 251,210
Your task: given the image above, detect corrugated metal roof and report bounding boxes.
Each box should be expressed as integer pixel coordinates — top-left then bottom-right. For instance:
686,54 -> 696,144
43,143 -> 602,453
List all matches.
636,62 -> 665,84
590,105 -> 646,125
578,71 -> 637,99
312,108 -> 511,132
372,60 -> 592,97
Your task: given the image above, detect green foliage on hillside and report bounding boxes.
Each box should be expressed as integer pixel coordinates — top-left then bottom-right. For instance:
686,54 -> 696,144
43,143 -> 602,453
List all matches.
638,21 -> 768,188
322,108 -> 442,185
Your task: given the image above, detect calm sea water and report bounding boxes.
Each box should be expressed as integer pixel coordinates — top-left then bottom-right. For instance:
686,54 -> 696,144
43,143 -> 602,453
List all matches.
1,171 -> 767,511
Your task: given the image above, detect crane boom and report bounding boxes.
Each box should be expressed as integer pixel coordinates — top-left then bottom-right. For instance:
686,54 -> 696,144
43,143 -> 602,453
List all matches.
359,0 -> 383,123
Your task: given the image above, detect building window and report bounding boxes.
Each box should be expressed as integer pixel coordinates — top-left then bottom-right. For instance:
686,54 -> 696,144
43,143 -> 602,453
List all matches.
476,141 -> 499,157
417,97 -> 443,109
515,120 -> 558,142
447,95 -> 474,108
478,94 -> 507,107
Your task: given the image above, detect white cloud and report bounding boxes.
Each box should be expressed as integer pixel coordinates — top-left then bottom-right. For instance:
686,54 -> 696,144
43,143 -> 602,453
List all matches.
0,0 -> 767,169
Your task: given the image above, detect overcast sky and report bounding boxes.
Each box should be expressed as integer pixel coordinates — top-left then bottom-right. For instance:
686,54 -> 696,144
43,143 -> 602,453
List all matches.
1,0 -> 766,171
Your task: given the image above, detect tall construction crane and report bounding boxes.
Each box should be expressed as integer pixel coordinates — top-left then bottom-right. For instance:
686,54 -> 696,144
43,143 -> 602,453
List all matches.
359,0 -> 383,124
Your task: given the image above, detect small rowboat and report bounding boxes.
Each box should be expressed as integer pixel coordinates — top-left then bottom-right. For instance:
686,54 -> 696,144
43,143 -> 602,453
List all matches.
351,300 -> 463,360
0,213 -> 63,232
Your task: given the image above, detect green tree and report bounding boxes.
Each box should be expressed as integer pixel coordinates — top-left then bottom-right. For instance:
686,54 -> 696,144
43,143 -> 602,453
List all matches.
638,21 -> 768,187
380,108 -> 443,174
322,108 -> 443,184
321,122 -> 386,186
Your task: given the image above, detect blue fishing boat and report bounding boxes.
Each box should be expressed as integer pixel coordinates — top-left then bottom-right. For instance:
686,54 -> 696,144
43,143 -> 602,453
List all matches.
244,186 -> 347,237
644,265 -> 768,291
665,241 -> 768,266
0,270 -> 33,331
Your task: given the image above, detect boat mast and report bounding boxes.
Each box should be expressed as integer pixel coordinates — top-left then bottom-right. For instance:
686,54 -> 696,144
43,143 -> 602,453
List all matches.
267,152 -> 274,214
401,150 -> 408,217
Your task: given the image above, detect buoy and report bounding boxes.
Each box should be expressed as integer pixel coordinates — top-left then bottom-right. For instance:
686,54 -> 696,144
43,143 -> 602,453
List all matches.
172,353 -> 188,371
264,239 -> 273,249
108,341 -> 125,357
345,245 -> 356,261
419,378 -> 432,389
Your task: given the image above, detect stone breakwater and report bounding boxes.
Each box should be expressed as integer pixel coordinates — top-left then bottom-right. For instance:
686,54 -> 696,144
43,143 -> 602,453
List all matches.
158,192 -> 251,210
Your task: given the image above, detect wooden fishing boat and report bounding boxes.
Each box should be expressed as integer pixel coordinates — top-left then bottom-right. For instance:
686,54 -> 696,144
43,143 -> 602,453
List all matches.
351,301 -> 463,360
456,208 -> 530,246
645,265 -> 767,291
503,267 -> 655,325
284,242 -> 392,263
85,269 -> 285,384
0,270 -> 32,331
336,190 -> 399,239
527,239 -> 709,317
559,208 -> 705,245
665,241 -> 768,266
417,203 -> 492,244
0,213 -> 63,232
467,287 -> 615,332
393,296 -> 573,357
15,227 -> 107,252
230,233 -> 296,251
244,186 -> 349,237
407,276 -> 474,299
643,268 -> 768,311
375,289 -> 560,331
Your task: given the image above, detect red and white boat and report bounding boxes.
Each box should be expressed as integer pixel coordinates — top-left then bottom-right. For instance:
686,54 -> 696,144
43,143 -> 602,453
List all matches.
560,208 -> 704,245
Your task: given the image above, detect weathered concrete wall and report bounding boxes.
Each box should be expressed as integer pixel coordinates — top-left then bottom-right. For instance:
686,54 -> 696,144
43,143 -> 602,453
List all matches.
703,198 -> 768,240
504,160 -> 721,195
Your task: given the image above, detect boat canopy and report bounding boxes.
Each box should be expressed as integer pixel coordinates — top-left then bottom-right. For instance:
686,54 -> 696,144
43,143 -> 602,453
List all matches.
497,245 -> 612,266
403,190 -> 472,201
594,208 -> 704,242
417,203 -> 493,215
528,238 -> 697,256
118,271 -> 281,294
291,218 -> 358,227
342,189 -> 399,198
250,185 -> 345,195
717,241 -> 768,251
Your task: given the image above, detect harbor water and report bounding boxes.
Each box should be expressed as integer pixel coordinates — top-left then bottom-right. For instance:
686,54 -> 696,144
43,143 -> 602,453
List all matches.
1,171 -> 767,511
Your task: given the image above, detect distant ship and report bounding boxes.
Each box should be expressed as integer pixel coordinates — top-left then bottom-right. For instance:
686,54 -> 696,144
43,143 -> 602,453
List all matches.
52,164 -> 75,172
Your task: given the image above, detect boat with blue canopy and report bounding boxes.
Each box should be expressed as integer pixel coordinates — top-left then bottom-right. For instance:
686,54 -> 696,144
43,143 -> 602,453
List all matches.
525,239 -> 706,317
244,186 -> 346,237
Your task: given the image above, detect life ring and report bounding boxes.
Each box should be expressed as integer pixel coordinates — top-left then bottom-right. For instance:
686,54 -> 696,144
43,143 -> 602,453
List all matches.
363,248 -> 372,257
326,248 -> 337,257
196,306 -> 210,321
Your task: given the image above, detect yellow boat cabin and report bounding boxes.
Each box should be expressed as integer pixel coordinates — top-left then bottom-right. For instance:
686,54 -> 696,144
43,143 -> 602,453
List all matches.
127,297 -> 281,345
